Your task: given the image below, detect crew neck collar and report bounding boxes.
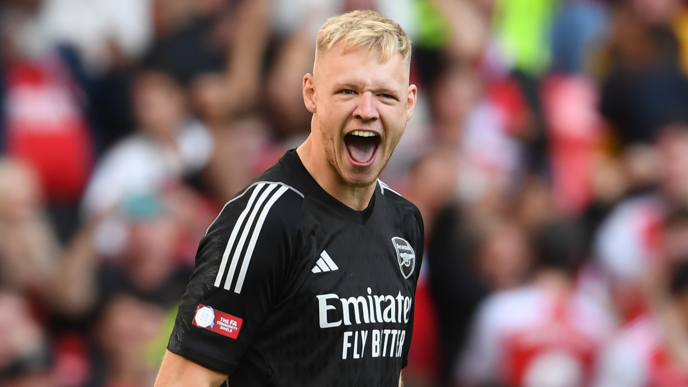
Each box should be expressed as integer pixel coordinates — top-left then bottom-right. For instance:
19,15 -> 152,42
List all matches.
281,149 -> 376,224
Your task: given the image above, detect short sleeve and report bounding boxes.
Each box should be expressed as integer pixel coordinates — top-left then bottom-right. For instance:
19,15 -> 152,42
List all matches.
167,182 -> 302,374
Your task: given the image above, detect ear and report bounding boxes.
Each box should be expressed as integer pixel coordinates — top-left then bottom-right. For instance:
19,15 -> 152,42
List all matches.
406,84 -> 417,121
303,73 -> 316,113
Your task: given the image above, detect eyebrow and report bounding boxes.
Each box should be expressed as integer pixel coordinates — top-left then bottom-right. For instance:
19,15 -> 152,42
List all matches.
333,81 -> 365,90
333,82 -> 401,97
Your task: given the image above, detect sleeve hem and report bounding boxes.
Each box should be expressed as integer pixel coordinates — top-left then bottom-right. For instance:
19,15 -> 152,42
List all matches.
167,340 -> 237,376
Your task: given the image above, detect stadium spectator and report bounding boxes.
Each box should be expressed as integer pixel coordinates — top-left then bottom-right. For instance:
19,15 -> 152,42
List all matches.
0,291 -> 55,387
95,294 -> 167,387
457,220 -> 614,387
593,261 -> 688,387
80,67 -> 213,219
146,0 -> 269,118
53,194 -> 196,318
50,194 -> 198,386
0,158 -> 58,304
598,0 -> 688,146
0,2 -> 96,242
593,122 -> 688,324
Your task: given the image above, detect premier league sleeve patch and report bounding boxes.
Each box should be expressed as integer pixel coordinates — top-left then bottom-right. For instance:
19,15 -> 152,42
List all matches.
193,304 -> 243,339
392,237 -> 415,279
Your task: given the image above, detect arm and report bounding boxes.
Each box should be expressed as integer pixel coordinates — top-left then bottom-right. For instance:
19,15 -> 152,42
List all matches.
0,212 -> 59,299
642,267 -> 688,369
224,0 -> 270,115
165,184 -> 302,377
428,0 -> 491,62
49,225 -> 99,316
155,350 -> 228,387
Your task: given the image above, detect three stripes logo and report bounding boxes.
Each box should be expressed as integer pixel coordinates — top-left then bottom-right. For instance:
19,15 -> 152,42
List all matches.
312,250 -> 338,273
213,182 -> 300,294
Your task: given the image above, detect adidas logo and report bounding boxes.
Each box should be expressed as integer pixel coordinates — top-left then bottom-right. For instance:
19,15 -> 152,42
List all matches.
312,251 -> 339,273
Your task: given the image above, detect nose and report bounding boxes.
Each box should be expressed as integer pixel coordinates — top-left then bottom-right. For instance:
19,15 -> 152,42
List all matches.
353,92 -> 378,122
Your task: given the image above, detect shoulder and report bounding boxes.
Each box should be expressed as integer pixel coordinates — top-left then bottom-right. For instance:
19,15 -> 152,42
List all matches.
206,180 -> 305,238
474,287 -> 541,330
177,119 -> 214,170
94,135 -> 157,171
377,179 -> 423,230
571,292 -> 616,338
196,180 -> 305,294
377,179 -> 414,209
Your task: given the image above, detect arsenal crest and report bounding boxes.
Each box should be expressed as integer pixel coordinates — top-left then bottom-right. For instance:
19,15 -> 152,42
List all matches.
392,237 -> 415,279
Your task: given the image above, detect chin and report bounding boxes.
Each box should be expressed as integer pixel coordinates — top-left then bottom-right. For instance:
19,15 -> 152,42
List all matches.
344,157 -> 392,188
342,170 -> 379,188
346,179 -> 376,188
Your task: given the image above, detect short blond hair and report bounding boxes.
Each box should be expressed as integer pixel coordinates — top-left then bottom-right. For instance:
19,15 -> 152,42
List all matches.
315,10 -> 412,66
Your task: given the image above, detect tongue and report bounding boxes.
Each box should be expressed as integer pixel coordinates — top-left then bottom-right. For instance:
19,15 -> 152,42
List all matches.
346,137 -> 377,163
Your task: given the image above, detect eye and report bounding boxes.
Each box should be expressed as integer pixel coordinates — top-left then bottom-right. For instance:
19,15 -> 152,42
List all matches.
380,93 -> 399,101
341,89 -> 355,95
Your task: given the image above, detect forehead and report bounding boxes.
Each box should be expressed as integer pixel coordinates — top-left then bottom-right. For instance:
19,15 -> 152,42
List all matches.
314,44 -> 409,87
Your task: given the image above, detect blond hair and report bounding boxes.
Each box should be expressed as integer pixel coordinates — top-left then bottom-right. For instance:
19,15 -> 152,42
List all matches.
315,10 -> 412,66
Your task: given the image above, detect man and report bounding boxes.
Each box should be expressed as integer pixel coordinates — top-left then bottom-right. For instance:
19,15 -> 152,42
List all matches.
456,221 -> 613,387
154,9 -> 421,387
593,260 -> 688,387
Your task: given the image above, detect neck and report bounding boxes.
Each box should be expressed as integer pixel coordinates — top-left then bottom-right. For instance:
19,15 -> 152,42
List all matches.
534,269 -> 573,297
297,136 -> 375,211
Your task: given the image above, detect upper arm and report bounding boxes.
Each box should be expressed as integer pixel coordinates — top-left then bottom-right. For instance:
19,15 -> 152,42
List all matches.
167,182 -> 303,375
155,350 -> 228,387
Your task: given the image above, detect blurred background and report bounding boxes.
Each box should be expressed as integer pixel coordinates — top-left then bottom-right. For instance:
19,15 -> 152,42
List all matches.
1,0 -> 688,386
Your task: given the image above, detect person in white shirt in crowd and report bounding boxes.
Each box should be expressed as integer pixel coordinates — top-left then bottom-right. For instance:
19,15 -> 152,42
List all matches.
81,67 -> 213,219
593,207 -> 688,387
457,220 -> 614,387
593,260 -> 688,387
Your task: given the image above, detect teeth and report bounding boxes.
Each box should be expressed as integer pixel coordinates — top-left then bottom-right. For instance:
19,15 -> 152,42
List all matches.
350,130 -> 377,137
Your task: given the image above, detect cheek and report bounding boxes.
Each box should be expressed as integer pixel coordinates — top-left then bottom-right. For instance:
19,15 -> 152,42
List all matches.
381,111 -> 407,143
320,107 -> 351,138
317,114 -> 337,142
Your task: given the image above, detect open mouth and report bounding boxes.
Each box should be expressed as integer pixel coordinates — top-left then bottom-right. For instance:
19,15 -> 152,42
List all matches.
344,130 -> 381,165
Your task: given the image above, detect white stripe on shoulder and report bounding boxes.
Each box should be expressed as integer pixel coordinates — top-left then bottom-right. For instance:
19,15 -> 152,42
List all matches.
213,182 -> 265,287
206,180 -> 304,235
223,184 -> 278,290
211,181 -> 300,292
378,180 -> 402,197
233,185 -> 290,293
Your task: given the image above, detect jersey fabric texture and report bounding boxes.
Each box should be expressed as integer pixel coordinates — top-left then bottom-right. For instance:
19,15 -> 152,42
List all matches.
168,149 -> 424,386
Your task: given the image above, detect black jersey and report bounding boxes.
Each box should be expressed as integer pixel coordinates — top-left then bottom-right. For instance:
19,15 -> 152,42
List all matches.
168,149 -> 424,386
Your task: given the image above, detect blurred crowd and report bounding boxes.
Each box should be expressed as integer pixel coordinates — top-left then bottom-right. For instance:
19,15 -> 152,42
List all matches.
0,0 -> 687,386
